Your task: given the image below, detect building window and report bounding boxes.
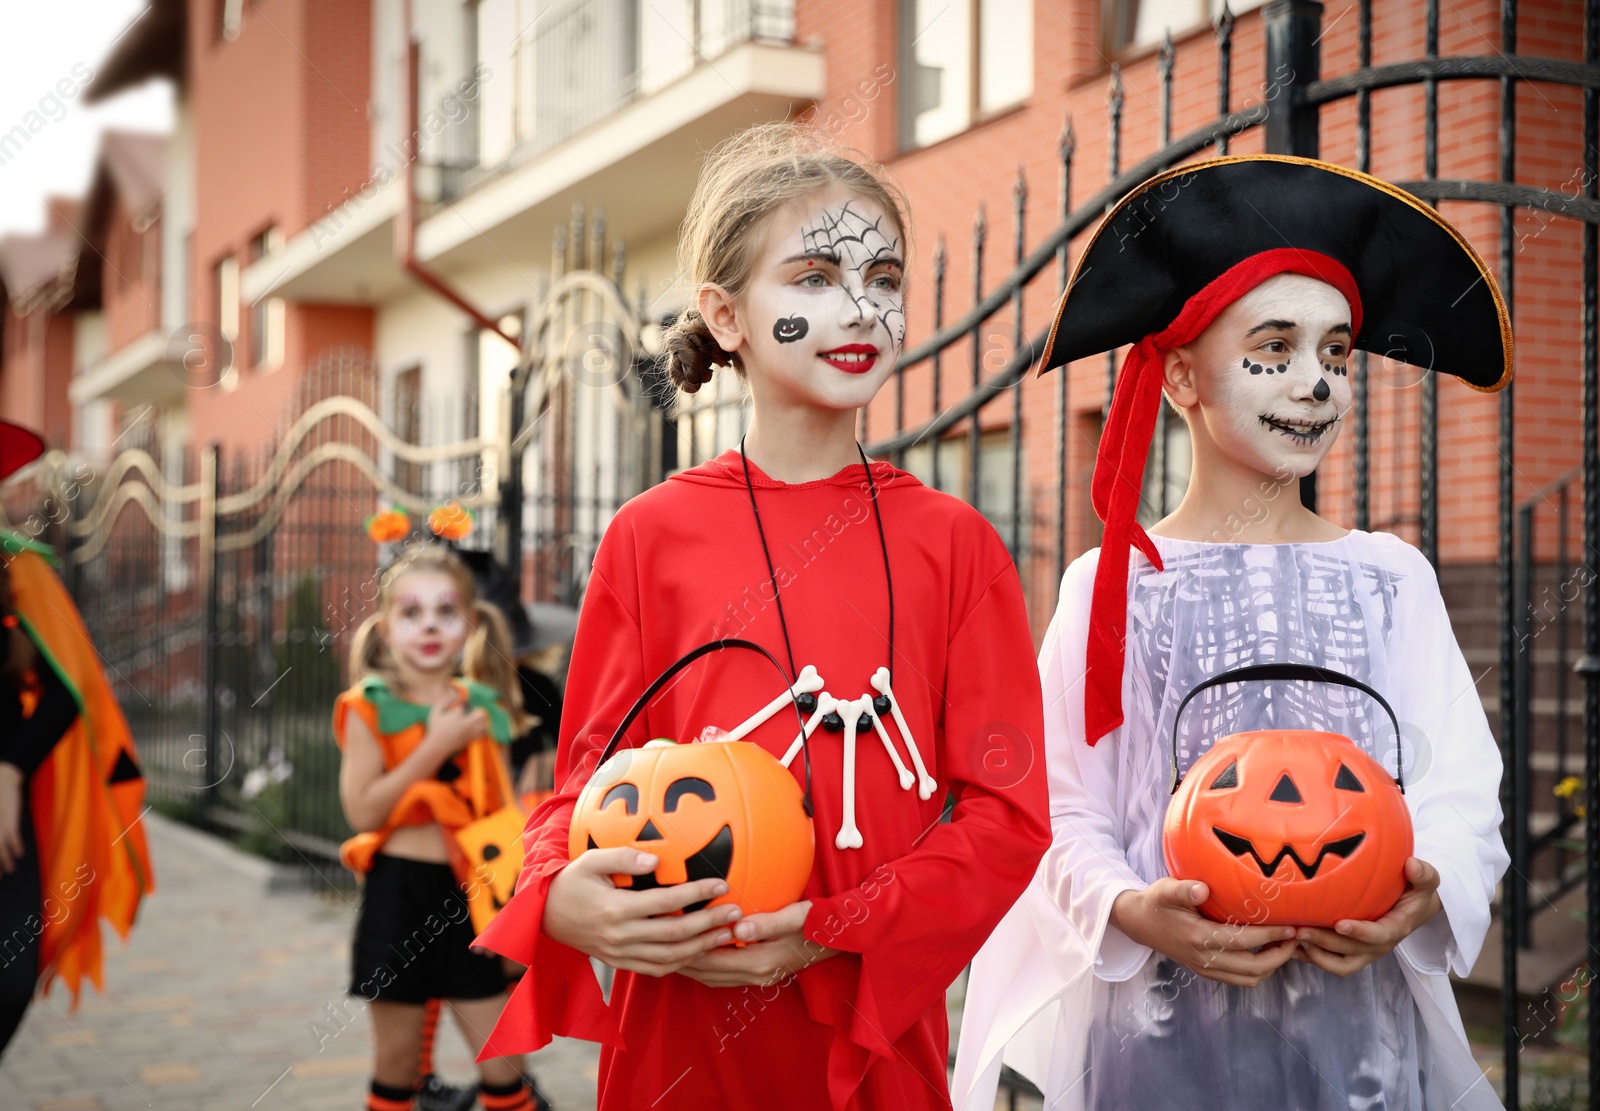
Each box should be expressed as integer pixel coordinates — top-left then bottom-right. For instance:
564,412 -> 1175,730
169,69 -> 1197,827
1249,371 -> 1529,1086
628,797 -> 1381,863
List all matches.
248,227 -> 284,370
214,255 -> 239,388
1138,408 -> 1192,527
902,428 -> 1026,549
1104,0 -> 1266,56
900,0 -> 1033,150
217,0 -> 243,41
470,311 -> 523,495
394,365 -> 424,495
136,215 -> 160,289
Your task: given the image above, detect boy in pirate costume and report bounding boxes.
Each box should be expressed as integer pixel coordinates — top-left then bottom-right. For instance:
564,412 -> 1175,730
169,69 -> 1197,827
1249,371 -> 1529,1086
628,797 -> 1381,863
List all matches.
952,156 -> 1512,1110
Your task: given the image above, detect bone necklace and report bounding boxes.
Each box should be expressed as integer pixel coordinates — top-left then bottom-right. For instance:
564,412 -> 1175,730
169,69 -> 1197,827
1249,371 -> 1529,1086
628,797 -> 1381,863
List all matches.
733,437 -> 934,850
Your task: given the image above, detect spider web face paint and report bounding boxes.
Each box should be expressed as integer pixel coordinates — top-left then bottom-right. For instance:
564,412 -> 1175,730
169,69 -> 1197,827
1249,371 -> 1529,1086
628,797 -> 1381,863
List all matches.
736,191 -> 905,412
798,201 -> 906,350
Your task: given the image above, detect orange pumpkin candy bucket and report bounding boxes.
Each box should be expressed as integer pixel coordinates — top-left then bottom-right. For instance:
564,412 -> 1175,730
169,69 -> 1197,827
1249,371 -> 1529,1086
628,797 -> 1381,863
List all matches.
1161,664 -> 1414,928
568,639 -> 816,925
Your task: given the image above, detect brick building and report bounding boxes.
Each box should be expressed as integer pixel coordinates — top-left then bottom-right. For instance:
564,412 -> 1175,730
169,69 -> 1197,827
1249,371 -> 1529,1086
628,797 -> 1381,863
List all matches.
15,0 -> 1574,601
0,196 -> 81,451
2,0 -> 1587,620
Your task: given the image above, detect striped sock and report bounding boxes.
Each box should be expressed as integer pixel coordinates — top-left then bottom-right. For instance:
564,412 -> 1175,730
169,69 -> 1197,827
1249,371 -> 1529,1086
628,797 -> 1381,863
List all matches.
478,1078 -> 534,1111
416,999 -> 442,1084
367,1079 -> 415,1111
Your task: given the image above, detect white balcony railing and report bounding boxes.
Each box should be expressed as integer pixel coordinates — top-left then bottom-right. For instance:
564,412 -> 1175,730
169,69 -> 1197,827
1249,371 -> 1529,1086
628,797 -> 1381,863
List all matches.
431,0 -> 796,200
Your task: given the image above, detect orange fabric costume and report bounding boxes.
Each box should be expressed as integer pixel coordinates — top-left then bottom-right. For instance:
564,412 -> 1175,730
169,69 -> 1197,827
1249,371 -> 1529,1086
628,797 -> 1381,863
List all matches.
332,677 -> 514,882
4,540 -> 154,1007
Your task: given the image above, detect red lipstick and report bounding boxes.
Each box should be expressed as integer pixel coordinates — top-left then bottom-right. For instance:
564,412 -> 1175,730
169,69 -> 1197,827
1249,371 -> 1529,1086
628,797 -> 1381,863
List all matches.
819,343 -> 878,374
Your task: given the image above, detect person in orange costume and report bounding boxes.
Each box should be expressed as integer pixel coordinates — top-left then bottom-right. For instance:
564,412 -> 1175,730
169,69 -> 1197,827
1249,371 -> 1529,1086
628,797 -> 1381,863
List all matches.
334,542 -> 550,1111
0,418 -> 154,1059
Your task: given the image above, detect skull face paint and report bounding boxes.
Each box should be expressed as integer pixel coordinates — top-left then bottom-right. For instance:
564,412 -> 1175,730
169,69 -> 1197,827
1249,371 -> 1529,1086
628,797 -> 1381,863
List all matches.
737,188 -> 905,412
1178,273 -> 1354,481
384,569 -> 470,675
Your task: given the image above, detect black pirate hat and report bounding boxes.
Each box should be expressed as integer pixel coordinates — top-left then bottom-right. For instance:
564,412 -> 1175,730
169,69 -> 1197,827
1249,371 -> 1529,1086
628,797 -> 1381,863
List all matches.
1041,154 -> 1512,387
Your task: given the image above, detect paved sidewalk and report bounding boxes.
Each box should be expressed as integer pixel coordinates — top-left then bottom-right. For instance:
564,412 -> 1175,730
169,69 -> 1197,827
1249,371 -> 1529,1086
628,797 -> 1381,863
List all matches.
0,813 -> 599,1111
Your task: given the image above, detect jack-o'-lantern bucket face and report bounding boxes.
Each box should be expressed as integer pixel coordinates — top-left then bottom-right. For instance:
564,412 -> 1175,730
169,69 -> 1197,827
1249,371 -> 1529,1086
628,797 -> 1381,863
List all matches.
1163,730 -> 1413,927
457,805 -> 528,934
569,739 -> 814,920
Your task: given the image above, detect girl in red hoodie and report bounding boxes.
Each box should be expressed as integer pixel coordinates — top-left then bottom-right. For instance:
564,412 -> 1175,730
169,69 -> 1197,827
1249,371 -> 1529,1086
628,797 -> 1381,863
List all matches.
475,123 -> 1050,1110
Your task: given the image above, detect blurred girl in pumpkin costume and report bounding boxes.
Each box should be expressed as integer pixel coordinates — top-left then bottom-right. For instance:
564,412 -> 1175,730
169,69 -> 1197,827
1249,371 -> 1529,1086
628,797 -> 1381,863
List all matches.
952,158 -> 1512,1110
472,124 -> 1051,1110
333,539 -> 551,1111
0,419 -> 154,1060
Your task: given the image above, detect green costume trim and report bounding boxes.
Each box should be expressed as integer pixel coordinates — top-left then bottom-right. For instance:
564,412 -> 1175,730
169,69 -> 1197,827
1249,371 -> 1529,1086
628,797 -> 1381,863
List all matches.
0,528 -> 59,564
357,674 -> 512,744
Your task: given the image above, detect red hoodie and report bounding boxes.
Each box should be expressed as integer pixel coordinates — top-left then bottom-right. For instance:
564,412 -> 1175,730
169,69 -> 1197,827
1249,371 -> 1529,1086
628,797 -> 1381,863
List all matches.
476,449 -> 1049,1110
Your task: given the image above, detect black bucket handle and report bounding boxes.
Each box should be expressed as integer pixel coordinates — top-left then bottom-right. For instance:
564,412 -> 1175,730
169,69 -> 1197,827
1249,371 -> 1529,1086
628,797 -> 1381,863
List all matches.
1168,663 -> 1404,796
598,638 -> 814,816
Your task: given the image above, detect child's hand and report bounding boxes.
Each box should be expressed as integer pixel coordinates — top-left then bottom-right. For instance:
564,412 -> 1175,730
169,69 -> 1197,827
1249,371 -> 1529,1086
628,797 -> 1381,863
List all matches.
676,900 -> 837,988
426,692 -> 488,757
1110,878 -> 1299,988
543,847 -> 741,976
0,762 -> 24,874
1291,857 -> 1443,976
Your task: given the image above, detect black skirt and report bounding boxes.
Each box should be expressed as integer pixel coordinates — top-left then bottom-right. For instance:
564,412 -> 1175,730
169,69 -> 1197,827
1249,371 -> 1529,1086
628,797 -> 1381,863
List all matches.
349,853 -> 508,1004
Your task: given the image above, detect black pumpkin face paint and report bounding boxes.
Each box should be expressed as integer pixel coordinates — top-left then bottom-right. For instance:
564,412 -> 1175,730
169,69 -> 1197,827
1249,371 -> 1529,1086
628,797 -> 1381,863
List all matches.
773,316 -> 809,343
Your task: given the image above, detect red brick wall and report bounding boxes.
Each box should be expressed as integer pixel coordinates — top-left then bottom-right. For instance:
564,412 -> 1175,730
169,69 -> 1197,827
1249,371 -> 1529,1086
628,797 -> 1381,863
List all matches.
0,306 -> 73,451
187,0 -> 375,458
795,0 -> 1583,594
103,194 -> 163,353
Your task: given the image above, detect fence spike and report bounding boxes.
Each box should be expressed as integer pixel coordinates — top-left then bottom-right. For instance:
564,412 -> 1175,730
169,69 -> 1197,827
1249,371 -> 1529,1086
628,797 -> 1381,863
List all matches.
1107,65 -> 1125,177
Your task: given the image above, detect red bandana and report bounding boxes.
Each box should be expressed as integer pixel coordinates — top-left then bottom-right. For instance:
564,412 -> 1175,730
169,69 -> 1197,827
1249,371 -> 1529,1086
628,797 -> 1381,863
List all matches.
1084,248 -> 1364,745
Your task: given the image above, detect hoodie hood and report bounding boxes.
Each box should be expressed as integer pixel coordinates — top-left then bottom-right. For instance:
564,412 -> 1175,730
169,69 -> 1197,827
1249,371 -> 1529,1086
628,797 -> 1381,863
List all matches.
671,447 -> 914,492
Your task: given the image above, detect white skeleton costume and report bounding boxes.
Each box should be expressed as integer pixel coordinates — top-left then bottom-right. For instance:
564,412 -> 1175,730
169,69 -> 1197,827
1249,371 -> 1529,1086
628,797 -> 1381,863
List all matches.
952,533 -> 1509,1111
